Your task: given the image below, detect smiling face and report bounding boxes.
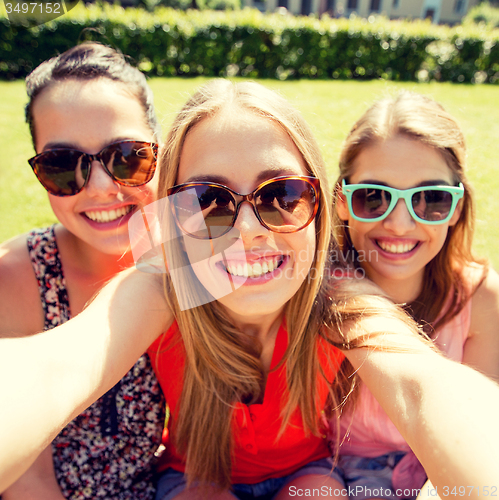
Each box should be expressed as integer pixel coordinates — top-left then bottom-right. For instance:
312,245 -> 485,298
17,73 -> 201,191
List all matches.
31,78 -> 158,256
336,135 -> 461,302
175,108 -> 316,322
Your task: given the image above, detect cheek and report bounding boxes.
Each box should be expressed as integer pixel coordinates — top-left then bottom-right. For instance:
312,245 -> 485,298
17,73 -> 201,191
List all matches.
294,226 -> 316,273
430,226 -> 452,253
183,229 -> 248,306
48,195 -> 75,222
129,178 -> 158,206
335,193 -> 351,221
346,220 -> 371,248
147,170 -> 161,198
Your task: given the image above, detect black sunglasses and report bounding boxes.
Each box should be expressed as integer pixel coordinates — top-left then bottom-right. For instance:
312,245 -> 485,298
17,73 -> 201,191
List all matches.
28,140 -> 158,197
167,176 -> 320,240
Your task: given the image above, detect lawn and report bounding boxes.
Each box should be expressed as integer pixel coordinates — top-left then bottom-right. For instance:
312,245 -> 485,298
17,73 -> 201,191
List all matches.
1,78 -> 499,267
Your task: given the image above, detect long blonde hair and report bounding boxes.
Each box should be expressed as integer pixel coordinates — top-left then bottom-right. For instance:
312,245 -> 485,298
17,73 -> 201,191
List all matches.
334,91 -> 486,331
156,80 -> 339,488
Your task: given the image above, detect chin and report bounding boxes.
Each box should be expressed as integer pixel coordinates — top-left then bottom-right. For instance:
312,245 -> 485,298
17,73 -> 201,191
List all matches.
91,238 -> 131,258
220,299 -> 284,320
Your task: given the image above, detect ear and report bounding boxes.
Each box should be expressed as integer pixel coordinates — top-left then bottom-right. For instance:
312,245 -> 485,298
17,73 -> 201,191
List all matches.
335,187 -> 350,221
448,199 -> 463,226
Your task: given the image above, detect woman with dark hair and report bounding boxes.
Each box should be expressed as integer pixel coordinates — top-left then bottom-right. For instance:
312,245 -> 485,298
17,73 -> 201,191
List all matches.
0,42 -> 165,499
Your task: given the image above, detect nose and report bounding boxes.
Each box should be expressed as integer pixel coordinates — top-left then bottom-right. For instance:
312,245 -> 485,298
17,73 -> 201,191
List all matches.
233,202 -> 269,242
382,199 -> 416,234
84,159 -> 120,198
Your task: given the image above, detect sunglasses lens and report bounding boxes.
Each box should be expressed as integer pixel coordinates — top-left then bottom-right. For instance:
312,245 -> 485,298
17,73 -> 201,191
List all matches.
351,188 -> 391,220
172,185 -> 236,239
412,190 -> 453,221
31,150 -> 88,196
101,142 -> 156,186
256,179 -> 317,232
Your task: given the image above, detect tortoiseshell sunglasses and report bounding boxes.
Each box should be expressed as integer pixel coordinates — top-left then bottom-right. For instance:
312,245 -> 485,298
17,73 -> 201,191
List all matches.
167,175 -> 320,239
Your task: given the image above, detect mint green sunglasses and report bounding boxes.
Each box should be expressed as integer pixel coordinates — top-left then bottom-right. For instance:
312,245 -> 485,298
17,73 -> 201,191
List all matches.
341,179 -> 464,225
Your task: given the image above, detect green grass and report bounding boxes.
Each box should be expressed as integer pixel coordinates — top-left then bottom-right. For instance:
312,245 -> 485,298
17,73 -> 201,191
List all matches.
2,78 -> 499,267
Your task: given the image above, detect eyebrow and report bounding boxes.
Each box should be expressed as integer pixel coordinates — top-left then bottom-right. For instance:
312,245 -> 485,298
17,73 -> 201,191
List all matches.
41,137 -> 139,153
357,179 -> 453,188
183,168 -> 303,187
41,142 -> 81,152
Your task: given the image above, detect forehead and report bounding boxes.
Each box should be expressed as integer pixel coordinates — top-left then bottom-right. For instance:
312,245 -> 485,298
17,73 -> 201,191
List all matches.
350,135 -> 456,188
31,78 -> 152,153
177,108 -> 309,188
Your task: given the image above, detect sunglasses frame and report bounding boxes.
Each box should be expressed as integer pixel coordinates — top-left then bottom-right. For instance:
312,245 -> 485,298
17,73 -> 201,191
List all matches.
167,175 -> 321,239
28,140 -> 159,197
341,179 -> 464,225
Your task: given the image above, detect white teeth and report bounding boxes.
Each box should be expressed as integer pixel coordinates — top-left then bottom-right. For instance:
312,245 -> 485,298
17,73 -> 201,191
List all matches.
85,205 -> 134,223
377,240 -> 417,254
246,263 -> 254,277
225,258 -> 282,278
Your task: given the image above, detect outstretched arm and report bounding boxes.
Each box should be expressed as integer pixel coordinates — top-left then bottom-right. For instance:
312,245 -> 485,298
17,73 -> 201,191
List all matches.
0,269 -> 171,493
342,314 -> 499,495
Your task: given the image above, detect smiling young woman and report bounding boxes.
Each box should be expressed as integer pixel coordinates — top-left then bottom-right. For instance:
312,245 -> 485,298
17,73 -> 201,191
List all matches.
337,134 -> 463,302
0,43 -> 165,500
332,91 -> 499,499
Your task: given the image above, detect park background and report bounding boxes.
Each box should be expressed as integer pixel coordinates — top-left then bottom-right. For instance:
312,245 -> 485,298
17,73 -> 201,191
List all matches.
1,1 -> 499,267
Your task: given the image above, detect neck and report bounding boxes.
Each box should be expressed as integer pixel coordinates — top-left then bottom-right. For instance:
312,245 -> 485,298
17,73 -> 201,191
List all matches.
225,307 -> 285,382
227,307 -> 284,346
55,225 -> 134,282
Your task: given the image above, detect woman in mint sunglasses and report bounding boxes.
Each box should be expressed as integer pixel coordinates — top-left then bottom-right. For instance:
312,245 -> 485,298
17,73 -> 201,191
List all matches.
332,91 -> 499,499
0,43 -> 165,500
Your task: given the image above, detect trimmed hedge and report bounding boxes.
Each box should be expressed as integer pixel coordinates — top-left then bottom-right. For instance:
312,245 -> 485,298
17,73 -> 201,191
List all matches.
1,4 -> 499,83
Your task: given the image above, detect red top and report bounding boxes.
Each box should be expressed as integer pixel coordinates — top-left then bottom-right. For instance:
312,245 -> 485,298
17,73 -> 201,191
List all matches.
148,321 -> 344,484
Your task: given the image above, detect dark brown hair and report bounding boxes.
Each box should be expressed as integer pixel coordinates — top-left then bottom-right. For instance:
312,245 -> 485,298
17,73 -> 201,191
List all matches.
25,42 -> 160,147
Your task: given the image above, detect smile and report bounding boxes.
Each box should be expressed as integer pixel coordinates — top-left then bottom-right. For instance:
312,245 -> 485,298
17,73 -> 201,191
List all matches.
84,205 -> 135,223
224,257 -> 284,278
376,240 -> 419,254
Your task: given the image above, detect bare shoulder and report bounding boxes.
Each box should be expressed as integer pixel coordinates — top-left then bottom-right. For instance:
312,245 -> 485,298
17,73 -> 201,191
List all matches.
471,266 -> 499,299
0,234 -> 44,337
470,267 -> 499,327
465,267 -> 499,380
